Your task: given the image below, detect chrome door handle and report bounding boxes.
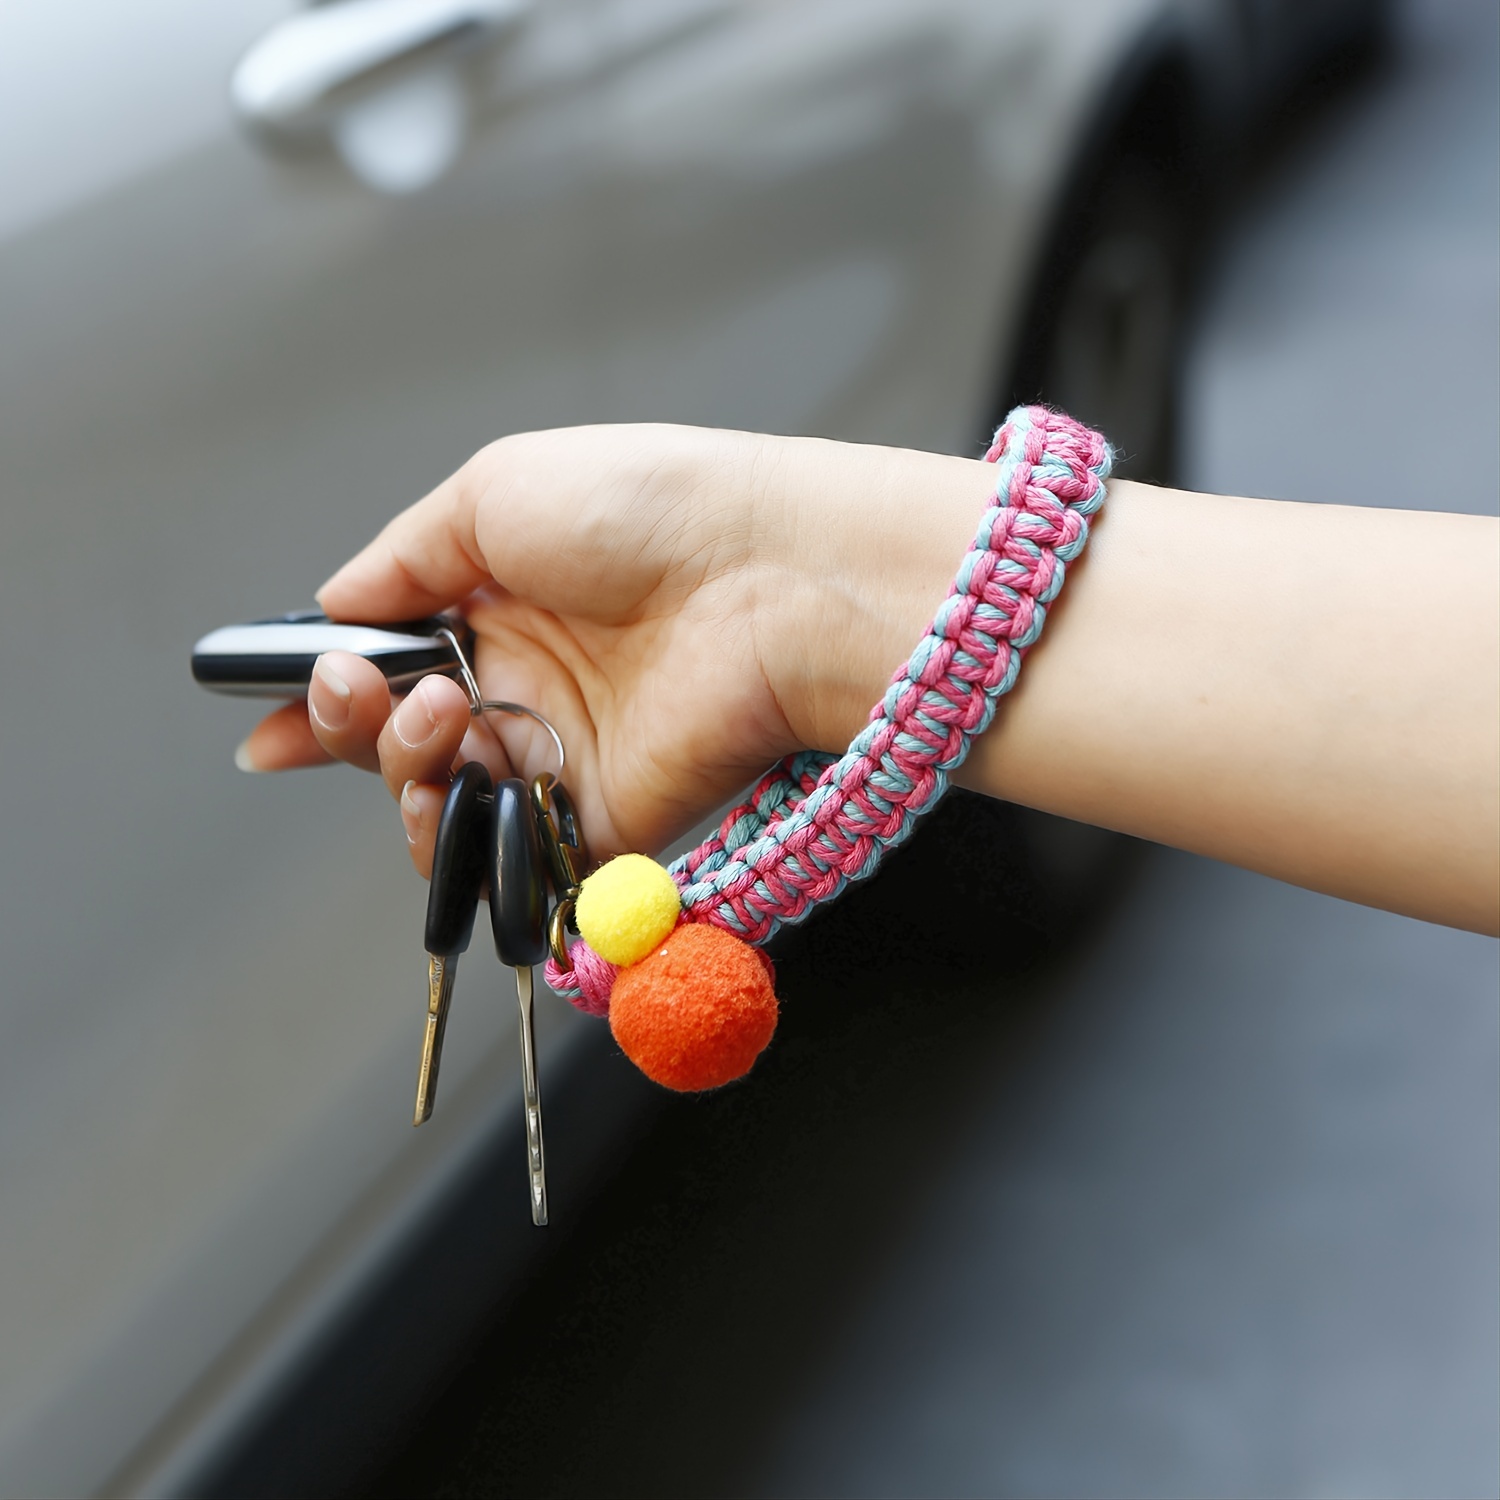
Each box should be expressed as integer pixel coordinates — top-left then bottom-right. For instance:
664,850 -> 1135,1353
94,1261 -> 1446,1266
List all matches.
232,0 -> 530,131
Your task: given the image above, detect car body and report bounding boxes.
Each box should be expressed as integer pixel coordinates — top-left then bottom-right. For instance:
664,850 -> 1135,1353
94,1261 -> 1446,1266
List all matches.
0,2 -> 1381,1492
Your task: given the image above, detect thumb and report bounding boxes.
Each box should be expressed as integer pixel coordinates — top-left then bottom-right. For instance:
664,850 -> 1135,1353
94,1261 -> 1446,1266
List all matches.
316,460 -> 492,622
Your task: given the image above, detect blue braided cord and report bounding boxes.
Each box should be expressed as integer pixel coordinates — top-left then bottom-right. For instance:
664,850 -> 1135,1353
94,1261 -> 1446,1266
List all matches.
669,407 -> 1111,942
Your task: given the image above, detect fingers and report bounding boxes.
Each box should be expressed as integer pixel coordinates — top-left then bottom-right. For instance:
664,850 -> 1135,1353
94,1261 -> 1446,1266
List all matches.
306,651 -> 394,773
397,780 -> 447,881
316,456 -> 492,623
380,677 -> 516,877
241,646 -> 519,879
235,651 -> 391,772
388,719 -> 517,878
374,673 -> 475,798
236,700 -> 334,772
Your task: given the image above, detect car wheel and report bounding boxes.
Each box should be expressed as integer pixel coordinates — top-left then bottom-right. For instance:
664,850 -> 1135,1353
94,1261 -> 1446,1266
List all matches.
996,153 -> 1196,907
1036,161 -> 1188,483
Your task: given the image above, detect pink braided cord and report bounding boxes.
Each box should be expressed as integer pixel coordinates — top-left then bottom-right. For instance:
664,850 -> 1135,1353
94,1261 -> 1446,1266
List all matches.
546,406 -> 1111,1005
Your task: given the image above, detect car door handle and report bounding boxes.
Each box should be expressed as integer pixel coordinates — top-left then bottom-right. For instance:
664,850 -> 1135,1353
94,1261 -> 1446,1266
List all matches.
232,0 -> 531,131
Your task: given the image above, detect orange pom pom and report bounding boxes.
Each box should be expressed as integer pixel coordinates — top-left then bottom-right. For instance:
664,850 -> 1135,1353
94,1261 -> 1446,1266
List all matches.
609,922 -> 778,1092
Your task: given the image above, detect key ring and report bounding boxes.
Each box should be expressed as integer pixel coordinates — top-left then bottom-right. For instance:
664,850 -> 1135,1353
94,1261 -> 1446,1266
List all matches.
532,774 -> 587,967
439,621 -> 585,969
438,624 -> 567,779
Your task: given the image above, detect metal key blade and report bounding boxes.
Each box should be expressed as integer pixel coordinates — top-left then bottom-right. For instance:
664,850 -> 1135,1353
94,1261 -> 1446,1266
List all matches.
515,965 -> 548,1225
414,953 -> 457,1126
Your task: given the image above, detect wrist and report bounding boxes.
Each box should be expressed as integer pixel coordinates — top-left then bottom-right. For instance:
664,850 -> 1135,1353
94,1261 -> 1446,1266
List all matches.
755,437 -> 997,754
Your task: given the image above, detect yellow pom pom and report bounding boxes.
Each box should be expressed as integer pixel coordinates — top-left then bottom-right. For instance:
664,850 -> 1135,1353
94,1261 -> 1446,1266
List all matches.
575,854 -> 682,967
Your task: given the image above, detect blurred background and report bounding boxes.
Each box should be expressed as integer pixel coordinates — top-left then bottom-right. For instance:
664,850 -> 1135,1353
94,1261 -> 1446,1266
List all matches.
0,1 -> 1494,1496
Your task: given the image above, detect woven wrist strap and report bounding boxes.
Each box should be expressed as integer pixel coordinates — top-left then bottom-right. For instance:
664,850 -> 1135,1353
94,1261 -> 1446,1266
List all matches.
547,405 -> 1111,1013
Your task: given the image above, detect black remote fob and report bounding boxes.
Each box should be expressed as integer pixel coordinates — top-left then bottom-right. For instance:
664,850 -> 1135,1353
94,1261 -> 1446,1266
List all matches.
191,610 -> 469,698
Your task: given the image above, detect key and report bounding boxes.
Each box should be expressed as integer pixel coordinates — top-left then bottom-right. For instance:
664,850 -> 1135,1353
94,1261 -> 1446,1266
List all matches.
489,777 -> 550,1225
191,609 -> 472,698
414,762 -> 494,1125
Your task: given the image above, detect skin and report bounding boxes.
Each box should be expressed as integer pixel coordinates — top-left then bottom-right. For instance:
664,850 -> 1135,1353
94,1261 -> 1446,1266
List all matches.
240,424 -> 1500,935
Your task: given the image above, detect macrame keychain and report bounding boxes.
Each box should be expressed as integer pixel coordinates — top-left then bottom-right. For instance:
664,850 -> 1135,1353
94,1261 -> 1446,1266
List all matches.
545,406 -> 1112,1090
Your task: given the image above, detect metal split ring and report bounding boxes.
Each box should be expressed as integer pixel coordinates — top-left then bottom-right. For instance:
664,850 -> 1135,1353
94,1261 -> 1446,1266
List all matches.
546,894 -> 577,970
438,624 -> 567,779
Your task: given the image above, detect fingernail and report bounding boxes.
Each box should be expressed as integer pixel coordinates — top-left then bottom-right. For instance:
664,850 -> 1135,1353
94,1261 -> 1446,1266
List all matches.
400,780 -> 422,845
393,680 -> 439,749
310,656 -> 352,731
234,737 -> 263,773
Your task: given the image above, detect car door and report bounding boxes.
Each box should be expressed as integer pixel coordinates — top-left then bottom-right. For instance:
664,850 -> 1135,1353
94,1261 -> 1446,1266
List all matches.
0,1 -> 1189,1492
0,3 -> 619,1492
582,0 -> 1038,453
580,0 -> 1189,456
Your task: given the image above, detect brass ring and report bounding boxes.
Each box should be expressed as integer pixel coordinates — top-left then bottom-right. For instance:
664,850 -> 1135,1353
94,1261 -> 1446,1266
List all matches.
547,894 -> 576,970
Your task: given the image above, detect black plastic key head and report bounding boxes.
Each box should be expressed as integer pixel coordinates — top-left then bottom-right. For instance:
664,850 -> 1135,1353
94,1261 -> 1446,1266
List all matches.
425,763 -> 495,957
489,777 -> 548,968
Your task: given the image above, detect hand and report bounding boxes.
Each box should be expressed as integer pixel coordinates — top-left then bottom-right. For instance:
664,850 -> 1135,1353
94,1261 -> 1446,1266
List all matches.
232,421 -> 1499,933
238,424 -> 989,876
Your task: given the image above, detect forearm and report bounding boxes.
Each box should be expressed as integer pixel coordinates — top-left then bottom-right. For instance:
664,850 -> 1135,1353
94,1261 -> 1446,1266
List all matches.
966,481 -> 1498,932
792,458 -> 1499,935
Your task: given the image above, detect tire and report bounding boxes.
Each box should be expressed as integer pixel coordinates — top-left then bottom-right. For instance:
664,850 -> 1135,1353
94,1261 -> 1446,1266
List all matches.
1014,155 -> 1193,484
993,152 -> 1197,906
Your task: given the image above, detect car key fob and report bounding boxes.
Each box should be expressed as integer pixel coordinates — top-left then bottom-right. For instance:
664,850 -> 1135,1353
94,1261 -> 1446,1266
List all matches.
191,610 -> 470,698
